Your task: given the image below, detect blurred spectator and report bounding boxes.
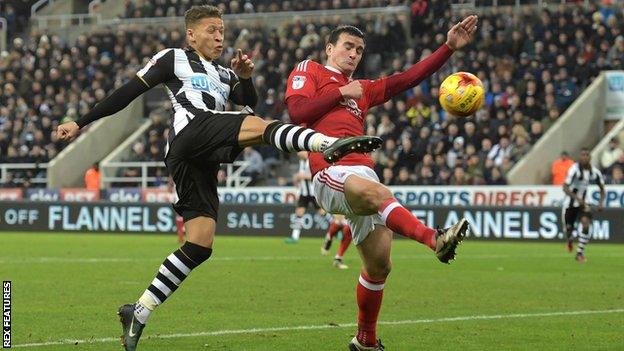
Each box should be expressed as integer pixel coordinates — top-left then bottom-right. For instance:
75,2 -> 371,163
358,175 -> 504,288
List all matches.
600,137 -> 623,170
511,135 -> 531,162
488,135 -> 512,166
608,153 -> 624,173
607,165 -> 624,184
415,165 -> 435,185
84,162 -> 101,190
551,151 -> 575,185
395,167 -> 414,185
240,147 -> 264,185
382,167 -> 395,186
436,166 -> 451,185
541,108 -> 560,132
488,167 -> 507,185
450,166 -> 469,185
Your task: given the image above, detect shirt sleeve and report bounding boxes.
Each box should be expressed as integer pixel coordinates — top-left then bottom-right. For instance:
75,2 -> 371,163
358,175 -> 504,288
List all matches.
285,91 -> 343,125
564,164 -> 577,186
136,48 -> 176,88
364,44 -> 454,107
285,61 -> 318,100
228,69 -> 258,108
75,76 -> 150,129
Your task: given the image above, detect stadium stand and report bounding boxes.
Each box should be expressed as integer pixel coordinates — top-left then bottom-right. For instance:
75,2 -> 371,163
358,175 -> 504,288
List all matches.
121,0 -> 410,18
1,1 -> 623,188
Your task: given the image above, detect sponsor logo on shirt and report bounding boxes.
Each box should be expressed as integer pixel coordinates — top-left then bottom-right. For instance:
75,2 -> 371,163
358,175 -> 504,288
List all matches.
292,76 -> 306,90
191,74 -> 228,100
340,98 -> 363,119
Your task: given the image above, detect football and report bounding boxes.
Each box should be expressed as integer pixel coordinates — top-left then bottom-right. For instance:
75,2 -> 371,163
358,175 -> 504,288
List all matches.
438,72 -> 485,117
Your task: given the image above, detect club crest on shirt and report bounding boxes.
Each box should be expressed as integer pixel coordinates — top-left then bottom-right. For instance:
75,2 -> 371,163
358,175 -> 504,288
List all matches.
218,68 -> 230,81
292,76 -> 306,90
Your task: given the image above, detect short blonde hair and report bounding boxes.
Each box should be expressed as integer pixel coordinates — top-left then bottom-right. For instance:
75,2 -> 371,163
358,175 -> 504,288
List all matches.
184,5 -> 222,28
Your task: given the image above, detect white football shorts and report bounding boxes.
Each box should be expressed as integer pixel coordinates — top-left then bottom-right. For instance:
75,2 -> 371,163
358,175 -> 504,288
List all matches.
313,165 -> 385,245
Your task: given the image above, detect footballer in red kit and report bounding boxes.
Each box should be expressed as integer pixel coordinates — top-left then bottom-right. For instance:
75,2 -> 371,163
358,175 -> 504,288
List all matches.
286,60 -> 380,173
285,16 -> 478,351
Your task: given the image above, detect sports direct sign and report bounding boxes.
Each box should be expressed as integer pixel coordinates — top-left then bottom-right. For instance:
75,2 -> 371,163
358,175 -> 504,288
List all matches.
214,185 -> 622,207
1,185 -> 623,207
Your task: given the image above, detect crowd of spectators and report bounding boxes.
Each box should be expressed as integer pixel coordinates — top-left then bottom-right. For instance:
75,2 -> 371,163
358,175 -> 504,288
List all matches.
2,1 -> 624,188
121,0 -> 409,18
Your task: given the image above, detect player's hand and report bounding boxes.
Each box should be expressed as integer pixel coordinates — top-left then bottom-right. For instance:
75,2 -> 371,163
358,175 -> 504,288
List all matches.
57,121 -> 80,142
231,49 -> 254,79
597,203 -> 603,212
339,80 -> 363,100
445,15 -> 478,51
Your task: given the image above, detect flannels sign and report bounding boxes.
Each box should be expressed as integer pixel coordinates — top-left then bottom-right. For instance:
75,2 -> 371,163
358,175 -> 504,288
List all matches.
0,202 -> 621,243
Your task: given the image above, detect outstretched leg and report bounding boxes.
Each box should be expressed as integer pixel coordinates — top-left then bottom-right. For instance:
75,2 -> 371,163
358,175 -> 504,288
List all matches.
344,175 -> 468,263
237,116 -> 382,162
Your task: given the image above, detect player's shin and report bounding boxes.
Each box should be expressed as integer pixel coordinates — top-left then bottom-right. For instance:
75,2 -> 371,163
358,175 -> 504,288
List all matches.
336,225 -> 352,258
291,215 -> 303,240
378,198 -> 436,249
262,121 -> 337,152
134,241 -> 213,324
356,272 -> 385,347
576,225 -> 591,257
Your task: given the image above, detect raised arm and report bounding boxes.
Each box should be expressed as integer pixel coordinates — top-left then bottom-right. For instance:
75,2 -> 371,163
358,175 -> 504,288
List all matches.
366,15 -> 479,107
229,49 -> 258,108
57,48 -> 175,141
75,77 -> 150,129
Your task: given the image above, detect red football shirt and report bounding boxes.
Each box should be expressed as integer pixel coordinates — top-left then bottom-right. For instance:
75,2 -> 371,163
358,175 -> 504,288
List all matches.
285,44 -> 454,176
285,60 -> 387,175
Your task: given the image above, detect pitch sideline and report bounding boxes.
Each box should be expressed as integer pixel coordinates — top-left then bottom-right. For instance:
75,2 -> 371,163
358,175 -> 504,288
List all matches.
13,308 -> 624,348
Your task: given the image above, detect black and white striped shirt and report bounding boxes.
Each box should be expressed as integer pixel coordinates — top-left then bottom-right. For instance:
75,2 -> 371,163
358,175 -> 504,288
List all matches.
136,48 -> 254,151
563,162 -> 605,207
297,159 -> 313,197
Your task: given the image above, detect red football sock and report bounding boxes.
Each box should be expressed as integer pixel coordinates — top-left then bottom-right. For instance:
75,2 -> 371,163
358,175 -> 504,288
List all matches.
176,216 -> 185,244
378,198 -> 436,250
336,224 -> 352,258
356,272 -> 385,347
326,220 -> 343,240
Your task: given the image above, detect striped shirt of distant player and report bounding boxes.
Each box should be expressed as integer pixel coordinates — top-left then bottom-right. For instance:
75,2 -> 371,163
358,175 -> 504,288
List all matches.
297,159 -> 313,197
563,162 -> 604,207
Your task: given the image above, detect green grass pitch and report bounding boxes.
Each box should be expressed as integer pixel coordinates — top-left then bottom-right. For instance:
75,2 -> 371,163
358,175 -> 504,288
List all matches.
1,232 -> 623,350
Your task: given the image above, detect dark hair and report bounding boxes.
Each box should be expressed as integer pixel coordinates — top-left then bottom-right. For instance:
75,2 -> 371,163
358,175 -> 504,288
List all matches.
185,5 -> 222,28
327,25 -> 365,45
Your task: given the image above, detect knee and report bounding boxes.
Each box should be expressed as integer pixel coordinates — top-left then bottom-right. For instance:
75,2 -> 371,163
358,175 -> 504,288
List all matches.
360,184 -> 393,213
186,226 -> 215,248
366,260 -> 392,281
